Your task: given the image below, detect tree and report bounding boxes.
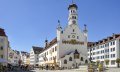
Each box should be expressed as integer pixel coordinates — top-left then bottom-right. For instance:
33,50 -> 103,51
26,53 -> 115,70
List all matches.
96,60 -> 100,66
105,59 -> 109,67
116,58 -> 120,68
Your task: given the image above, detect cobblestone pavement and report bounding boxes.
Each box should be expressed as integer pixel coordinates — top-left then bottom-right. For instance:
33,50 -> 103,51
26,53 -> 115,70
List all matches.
6,68 -> 120,72
106,68 -> 120,72
31,68 -> 120,72
31,69 -> 87,72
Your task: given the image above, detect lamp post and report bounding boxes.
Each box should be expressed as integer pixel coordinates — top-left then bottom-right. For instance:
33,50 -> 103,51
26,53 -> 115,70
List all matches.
90,47 -> 92,63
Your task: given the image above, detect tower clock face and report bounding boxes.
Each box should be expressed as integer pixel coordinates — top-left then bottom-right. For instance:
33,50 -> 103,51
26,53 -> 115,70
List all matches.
72,35 -> 75,38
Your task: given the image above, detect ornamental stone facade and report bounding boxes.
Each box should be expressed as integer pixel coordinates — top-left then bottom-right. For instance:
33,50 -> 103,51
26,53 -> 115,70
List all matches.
38,3 -> 89,68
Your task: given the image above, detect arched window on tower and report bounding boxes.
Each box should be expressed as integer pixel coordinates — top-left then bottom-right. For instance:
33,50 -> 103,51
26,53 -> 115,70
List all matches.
81,57 -> 83,61
74,16 -> 76,19
69,57 -> 72,61
85,60 -> 88,64
72,16 -> 76,19
64,59 -> 67,64
73,10 -> 76,13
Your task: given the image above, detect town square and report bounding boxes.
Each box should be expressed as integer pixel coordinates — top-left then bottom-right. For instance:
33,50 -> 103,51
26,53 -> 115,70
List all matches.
0,0 -> 120,72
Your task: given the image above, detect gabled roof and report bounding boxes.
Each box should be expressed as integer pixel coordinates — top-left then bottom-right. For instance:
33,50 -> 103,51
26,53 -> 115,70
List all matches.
88,33 -> 120,47
20,51 -> 29,56
45,37 -> 57,49
32,46 -> 43,54
74,49 -> 79,54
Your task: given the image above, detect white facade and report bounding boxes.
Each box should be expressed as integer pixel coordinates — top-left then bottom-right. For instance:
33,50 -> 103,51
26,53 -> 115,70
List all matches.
8,49 -> 20,66
30,47 -> 41,66
20,51 -> 30,65
38,3 -> 88,68
88,34 -> 120,67
0,28 -> 9,66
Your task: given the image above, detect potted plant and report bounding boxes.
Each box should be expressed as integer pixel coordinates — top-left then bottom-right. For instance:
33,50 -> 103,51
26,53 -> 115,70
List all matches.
98,63 -> 103,72
105,59 -> 109,68
116,58 -> 120,68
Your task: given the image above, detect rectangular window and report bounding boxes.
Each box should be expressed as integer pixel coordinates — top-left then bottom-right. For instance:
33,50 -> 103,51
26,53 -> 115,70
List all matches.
105,55 -> 107,58
108,55 -> 109,58
113,54 -> 115,58
52,48 -> 54,52
107,49 -> 109,52
111,48 -> 112,52
55,46 -> 57,51
68,35 -> 70,38
111,54 -> 112,58
111,42 -> 112,46
0,46 -> 3,50
102,45 -> 104,48
1,55 -> 3,58
111,60 -> 115,65
101,50 -> 102,54
113,41 -> 115,45
108,43 -> 109,47
103,50 -> 104,53
113,47 -> 115,51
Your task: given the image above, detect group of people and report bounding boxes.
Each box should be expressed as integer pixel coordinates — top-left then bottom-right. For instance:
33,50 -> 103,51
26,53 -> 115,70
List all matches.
0,63 -> 31,72
0,65 -> 7,72
39,65 -> 59,70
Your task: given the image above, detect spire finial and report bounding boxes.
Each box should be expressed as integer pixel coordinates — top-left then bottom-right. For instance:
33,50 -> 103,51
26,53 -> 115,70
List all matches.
57,20 -> 62,29
84,24 -> 87,30
45,37 -> 48,42
84,24 -> 88,32
58,20 -> 60,24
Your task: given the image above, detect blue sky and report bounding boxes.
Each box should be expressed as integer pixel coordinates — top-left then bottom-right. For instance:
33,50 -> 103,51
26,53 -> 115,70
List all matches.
0,0 -> 120,52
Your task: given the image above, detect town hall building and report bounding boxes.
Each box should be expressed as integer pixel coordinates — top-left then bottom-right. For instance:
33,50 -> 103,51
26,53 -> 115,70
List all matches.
38,3 -> 89,68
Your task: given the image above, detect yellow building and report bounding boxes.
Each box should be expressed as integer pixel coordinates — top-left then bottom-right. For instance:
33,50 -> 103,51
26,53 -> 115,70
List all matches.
26,55 -> 30,65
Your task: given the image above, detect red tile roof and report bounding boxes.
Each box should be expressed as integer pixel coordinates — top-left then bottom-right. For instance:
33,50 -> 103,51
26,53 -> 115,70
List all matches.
88,33 -> 120,47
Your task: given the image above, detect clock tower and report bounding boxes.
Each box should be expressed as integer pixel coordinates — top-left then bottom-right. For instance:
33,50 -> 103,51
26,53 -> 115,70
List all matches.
68,3 -> 78,26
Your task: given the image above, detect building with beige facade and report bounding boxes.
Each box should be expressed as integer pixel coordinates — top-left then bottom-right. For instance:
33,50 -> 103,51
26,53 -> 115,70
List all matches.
0,28 -> 9,65
8,48 -> 20,66
20,51 -> 30,65
30,46 -> 43,66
